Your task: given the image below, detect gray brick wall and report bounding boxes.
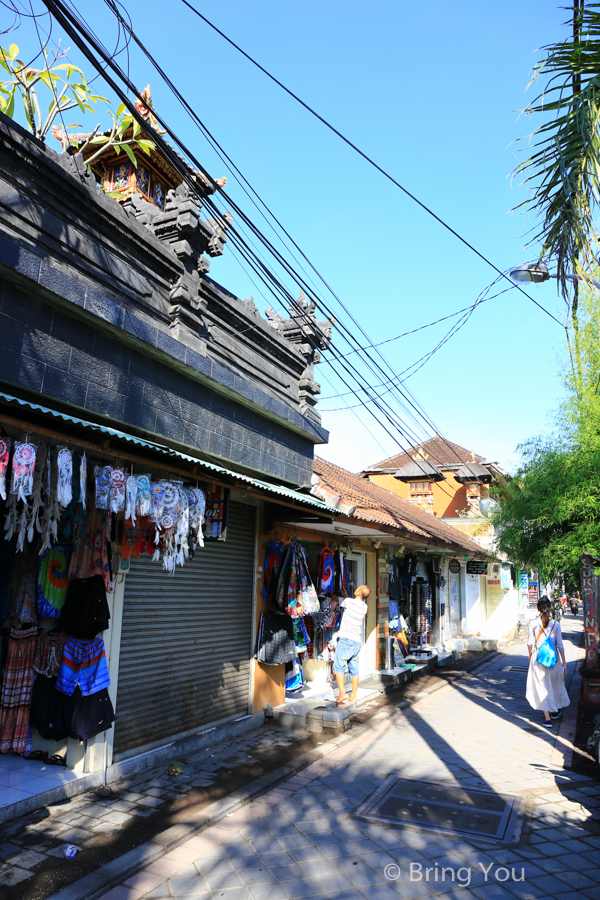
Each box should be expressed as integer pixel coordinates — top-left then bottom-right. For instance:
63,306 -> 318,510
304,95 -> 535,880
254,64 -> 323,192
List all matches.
0,282 -> 314,486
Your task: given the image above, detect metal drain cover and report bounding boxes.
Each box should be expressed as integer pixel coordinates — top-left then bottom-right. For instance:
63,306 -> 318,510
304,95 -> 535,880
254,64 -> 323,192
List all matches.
354,777 -> 520,841
501,666 -> 530,673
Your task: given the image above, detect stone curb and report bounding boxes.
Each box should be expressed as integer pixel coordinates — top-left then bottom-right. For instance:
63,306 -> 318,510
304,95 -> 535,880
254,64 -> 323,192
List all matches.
45,651 -> 500,900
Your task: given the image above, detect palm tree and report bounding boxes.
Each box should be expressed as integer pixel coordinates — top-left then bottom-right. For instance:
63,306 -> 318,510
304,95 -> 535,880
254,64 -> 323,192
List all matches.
513,1 -> 600,325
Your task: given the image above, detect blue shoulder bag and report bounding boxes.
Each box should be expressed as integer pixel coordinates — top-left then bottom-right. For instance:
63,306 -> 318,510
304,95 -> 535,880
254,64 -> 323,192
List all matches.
536,622 -> 557,668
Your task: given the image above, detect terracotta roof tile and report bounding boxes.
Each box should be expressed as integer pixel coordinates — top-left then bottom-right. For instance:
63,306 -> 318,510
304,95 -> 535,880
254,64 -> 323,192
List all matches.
313,456 -> 483,555
367,435 -> 486,470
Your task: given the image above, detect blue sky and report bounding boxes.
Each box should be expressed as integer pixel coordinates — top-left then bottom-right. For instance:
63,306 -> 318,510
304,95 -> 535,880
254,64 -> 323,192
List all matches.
8,1 -> 572,472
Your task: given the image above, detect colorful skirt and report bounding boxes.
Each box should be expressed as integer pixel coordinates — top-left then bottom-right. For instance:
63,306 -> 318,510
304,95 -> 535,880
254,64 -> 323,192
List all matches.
0,625 -> 39,755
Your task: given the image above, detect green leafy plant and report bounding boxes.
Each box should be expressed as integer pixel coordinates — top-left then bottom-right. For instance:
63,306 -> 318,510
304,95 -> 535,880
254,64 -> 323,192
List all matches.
494,278 -> 600,591
82,103 -> 155,169
0,41 -> 107,140
0,42 -> 154,167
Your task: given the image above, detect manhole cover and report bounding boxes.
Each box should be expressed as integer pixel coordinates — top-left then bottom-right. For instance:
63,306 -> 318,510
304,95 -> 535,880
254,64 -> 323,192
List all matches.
501,666 -> 529,673
354,777 -> 520,841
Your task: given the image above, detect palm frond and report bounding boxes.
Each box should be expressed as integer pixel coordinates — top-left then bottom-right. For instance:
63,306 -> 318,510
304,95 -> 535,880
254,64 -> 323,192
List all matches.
513,3 -> 600,308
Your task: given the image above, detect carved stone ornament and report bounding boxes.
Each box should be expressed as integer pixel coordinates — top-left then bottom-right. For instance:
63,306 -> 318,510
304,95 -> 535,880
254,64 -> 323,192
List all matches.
126,182 -> 233,342
265,291 -> 334,417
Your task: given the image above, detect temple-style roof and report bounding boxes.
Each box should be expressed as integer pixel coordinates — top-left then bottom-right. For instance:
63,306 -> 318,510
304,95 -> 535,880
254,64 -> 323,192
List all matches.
454,462 -> 493,484
393,459 -> 446,482
52,86 -> 226,211
365,436 -> 486,472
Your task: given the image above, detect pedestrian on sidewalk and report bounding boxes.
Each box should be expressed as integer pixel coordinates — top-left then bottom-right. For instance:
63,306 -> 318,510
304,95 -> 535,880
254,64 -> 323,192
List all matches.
332,584 -> 370,707
526,595 -> 569,728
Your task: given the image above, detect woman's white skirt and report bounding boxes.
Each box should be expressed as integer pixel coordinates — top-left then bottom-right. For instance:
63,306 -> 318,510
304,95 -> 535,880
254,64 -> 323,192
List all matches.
526,659 -> 570,712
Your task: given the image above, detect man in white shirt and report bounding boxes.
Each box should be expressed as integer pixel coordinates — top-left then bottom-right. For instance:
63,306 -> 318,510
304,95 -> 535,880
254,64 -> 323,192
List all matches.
332,584 -> 370,706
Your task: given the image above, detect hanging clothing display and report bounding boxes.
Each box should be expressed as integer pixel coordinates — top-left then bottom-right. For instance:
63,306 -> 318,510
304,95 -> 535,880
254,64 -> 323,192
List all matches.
60,575 -> 110,640
33,631 -> 68,678
263,540 -> 284,604
56,637 -> 110,697
317,545 -> 334,594
284,657 -> 303,692
255,613 -> 297,665
0,418 -> 228,772
37,542 -> 73,618
0,625 -> 38,754
68,505 -> 112,593
275,539 -> 319,618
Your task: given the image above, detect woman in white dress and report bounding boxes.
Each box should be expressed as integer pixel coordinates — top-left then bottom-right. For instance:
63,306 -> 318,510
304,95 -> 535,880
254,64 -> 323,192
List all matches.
526,596 -> 570,728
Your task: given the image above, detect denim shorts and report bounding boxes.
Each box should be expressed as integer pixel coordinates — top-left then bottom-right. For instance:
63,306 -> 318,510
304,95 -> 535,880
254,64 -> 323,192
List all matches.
333,638 -> 361,677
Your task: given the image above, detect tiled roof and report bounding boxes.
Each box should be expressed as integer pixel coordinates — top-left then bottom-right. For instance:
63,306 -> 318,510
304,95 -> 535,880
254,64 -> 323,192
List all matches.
313,457 -> 484,555
366,436 -> 486,471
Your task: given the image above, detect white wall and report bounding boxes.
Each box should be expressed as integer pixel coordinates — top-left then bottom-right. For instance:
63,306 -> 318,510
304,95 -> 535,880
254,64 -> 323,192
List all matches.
465,573 -> 482,633
485,587 -> 520,639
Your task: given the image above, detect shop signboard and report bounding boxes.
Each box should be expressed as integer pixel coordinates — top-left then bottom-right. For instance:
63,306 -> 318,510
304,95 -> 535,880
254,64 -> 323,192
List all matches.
466,560 -> 488,575
448,559 -> 461,574
580,554 -> 598,668
520,571 -> 529,607
486,578 -> 505,616
501,565 -> 511,590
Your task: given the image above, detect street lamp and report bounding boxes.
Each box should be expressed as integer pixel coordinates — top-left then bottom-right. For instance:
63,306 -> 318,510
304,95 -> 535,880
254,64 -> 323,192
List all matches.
509,262 -> 600,289
509,262 -> 550,283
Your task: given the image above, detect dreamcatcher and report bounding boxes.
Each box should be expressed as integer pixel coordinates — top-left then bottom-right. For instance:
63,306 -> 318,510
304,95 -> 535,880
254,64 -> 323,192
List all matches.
0,434 -> 11,500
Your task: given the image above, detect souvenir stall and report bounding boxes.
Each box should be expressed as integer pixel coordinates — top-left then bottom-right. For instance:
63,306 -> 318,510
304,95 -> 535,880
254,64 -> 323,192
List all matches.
255,534 -> 372,702
387,551 -> 439,663
0,420 -> 212,787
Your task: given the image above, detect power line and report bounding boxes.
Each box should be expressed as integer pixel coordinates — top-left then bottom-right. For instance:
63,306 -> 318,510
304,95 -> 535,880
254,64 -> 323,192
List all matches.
91,0 -> 528,485
180,0 -> 565,330
41,0 -> 493,492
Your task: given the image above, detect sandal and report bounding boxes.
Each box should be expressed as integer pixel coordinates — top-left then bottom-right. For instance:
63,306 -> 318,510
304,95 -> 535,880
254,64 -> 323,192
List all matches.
48,754 -> 67,766
28,750 -> 48,762
337,698 -> 352,707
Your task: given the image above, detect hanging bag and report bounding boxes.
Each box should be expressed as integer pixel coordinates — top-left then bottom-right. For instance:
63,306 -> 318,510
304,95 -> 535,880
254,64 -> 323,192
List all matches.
535,622 -> 557,668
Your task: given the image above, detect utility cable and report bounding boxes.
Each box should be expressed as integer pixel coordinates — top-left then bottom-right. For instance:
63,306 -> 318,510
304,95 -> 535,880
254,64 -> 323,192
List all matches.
101,0 -> 523,479
41,0 -> 489,494
180,0 -> 564,329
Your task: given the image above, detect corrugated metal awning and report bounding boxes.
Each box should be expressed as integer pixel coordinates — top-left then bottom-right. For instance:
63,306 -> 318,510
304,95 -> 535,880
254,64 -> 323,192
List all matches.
0,390 -> 337,515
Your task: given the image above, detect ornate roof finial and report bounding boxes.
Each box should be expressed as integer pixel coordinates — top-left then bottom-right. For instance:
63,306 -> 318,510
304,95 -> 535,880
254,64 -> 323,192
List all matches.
134,85 -> 166,134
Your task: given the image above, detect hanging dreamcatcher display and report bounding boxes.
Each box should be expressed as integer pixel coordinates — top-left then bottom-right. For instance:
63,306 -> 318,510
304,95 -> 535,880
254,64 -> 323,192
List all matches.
79,452 -> 87,510
175,486 -> 189,567
0,434 -> 11,500
125,474 -> 138,525
157,481 -> 180,572
95,466 -> 112,510
136,474 -> 151,517
56,447 -> 73,509
0,423 -> 216,573
40,448 -> 61,553
11,438 -> 37,503
26,442 -> 47,547
110,468 -> 126,514
150,481 -> 165,526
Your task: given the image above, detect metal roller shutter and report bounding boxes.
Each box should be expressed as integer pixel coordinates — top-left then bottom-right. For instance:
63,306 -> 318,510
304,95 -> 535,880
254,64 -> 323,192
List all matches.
113,500 -> 256,760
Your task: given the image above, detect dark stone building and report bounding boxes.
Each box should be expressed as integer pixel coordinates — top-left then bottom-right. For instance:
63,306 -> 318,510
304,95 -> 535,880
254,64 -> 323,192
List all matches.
0,112 -> 332,486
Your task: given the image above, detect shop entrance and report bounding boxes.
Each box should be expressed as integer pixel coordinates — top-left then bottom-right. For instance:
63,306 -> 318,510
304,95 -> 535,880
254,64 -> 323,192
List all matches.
448,566 -> 461,637
345,552 -> 367,675
112,501 -> 256,760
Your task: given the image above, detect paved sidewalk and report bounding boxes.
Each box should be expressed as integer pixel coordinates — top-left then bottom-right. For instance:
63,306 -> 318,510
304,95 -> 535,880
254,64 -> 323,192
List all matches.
103,615 -> 600,900
0,728 -> 314,891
